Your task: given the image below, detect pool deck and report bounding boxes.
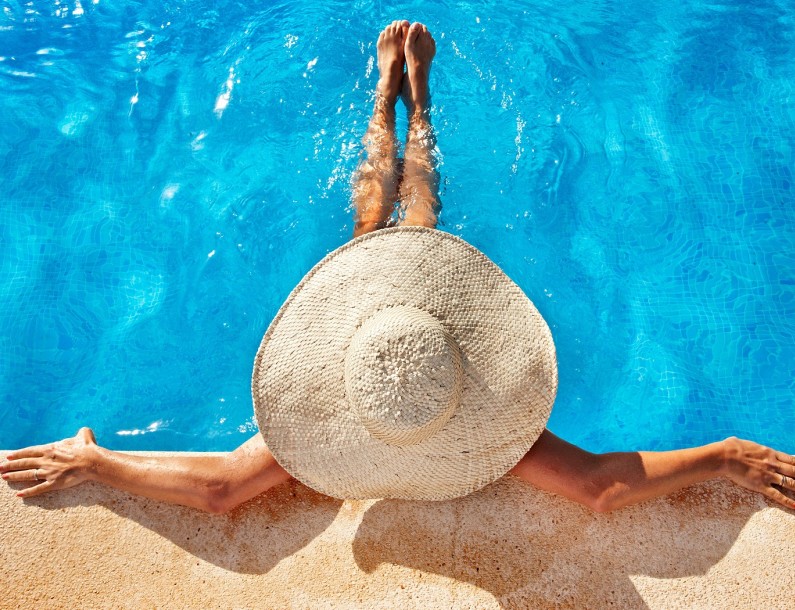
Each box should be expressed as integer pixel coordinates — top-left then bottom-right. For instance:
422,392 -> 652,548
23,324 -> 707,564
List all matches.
2,450 -> 793,609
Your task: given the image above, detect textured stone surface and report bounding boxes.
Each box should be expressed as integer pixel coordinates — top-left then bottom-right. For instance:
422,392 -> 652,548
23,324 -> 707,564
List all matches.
1,451 -> 793,609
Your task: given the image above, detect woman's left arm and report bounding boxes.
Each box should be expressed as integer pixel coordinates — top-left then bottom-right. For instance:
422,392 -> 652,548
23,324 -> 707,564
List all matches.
510,429 -> 795,512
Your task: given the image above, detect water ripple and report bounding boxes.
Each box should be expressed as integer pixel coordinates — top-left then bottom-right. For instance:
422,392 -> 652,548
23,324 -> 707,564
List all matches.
2,0 -> 794,451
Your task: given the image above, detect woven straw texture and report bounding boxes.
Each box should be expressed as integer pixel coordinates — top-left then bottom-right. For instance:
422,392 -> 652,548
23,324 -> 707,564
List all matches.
252,226 -> 557,500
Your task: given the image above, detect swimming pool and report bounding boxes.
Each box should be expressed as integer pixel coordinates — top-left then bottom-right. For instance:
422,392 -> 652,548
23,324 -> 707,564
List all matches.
2,0 -> 793,454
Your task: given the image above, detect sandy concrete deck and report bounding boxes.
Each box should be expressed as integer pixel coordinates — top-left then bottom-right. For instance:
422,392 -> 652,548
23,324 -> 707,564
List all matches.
1,451 -> 793,609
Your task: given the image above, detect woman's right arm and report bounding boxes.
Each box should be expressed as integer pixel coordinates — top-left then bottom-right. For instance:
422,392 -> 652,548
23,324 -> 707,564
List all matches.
0,428 -> 292,513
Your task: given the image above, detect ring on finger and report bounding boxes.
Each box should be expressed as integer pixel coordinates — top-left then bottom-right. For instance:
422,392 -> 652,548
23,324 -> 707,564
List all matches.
781,475 -> 790,488
33,469 -> 40,481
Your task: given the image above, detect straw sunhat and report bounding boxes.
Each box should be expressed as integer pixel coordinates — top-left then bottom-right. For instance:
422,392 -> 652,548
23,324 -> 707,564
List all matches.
252,226 -> 557,501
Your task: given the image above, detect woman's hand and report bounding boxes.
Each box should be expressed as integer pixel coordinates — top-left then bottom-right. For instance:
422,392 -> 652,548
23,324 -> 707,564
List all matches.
1,427 -> 99,498
720,437 -> 795,510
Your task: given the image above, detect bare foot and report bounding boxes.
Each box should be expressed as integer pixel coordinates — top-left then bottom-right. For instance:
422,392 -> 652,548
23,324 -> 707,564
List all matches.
402,23 -> 436,115
376,20 -> 410,104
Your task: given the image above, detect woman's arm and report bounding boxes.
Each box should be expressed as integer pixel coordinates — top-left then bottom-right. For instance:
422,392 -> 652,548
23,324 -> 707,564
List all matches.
510,429 -> 795,512
0,428 -> 292,514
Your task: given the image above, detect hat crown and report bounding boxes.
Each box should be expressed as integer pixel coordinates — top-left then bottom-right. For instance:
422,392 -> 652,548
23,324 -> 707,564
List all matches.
344,306 -> 463,447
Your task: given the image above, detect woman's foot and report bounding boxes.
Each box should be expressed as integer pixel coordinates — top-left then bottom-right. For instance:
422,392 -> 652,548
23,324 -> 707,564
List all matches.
401,23 -> 436,115
376,20 -> 410,104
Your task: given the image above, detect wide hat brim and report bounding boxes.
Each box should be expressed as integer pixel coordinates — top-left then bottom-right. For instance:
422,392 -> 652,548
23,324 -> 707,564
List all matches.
252,226 -> 557,501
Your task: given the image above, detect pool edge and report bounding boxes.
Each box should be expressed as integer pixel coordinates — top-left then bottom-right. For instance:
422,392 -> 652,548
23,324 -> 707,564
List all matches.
2,450 -> 793,608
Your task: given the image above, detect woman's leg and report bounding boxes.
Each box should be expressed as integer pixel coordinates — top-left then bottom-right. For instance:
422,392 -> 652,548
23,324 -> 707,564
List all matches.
397,23 -> 440,229
351,20 -> 409,237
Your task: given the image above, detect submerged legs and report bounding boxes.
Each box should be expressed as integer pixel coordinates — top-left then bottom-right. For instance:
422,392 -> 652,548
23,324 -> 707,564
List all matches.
351,22 -> 439,237
351,21 -> 408,237
397,23 -> 439,229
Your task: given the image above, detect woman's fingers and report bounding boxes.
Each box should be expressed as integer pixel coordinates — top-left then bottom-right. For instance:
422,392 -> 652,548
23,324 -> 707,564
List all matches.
16,480 -> 54,499
769,454 -> 795,488
762,484 -> 795,510
722,438 -> 795,512
776,452 -> 795,466
777,462 -> 795,479
2,461 -> 57,496
5,429 -> 93,460
1,457 -> 41,473
776,473 -> 795,491
2,469 -> 42,483
6,444 -> 51,460
764,470 -> 795,510
1,429 -> 98,499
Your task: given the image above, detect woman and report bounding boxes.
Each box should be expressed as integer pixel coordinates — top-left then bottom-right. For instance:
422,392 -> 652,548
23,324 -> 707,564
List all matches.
3,22 -> 794,514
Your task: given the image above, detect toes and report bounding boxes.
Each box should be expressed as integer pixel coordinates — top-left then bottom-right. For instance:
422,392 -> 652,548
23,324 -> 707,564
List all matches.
381,21 -> 397,38
408,22 -> 421,40
384,20 -> 410,40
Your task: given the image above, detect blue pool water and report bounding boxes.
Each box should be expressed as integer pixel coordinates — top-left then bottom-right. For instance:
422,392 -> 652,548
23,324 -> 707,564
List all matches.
1,1 -> 793,453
